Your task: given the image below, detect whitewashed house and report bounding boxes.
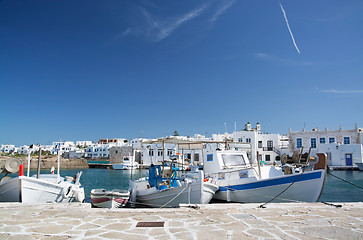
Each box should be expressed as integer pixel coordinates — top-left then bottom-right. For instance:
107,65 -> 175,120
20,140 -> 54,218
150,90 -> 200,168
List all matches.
287,125 -> 363,167
213,122 -> 289,164
17,145 -> 30,154
86,138 -> 129,158
76,141 -> 93,148
141,136 -> 209,166
51,141 -> 76,154
0,144 -> 15,153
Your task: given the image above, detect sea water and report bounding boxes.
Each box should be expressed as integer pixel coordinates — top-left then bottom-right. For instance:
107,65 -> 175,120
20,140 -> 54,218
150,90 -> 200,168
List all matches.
10,168 -> 363,203
319,170 -> 363,202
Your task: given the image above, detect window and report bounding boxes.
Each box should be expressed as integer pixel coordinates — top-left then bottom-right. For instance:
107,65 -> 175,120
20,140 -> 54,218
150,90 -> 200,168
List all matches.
258,141 -> 262,148
167,149 -> 173,156
265,155 -> 270,161
296,138 -> 302,148
311,138 -> 317,148
157,149 -> 163,156
267,141 -> 273,151
238,138 -> 243,142
221,154 -> 246,167
149,149 -> 154,156
194,153 -> 199,161
320,138 -> 326,144
344,137 -> 350,144
329,137 -> 335,143
246,138 -> 251,143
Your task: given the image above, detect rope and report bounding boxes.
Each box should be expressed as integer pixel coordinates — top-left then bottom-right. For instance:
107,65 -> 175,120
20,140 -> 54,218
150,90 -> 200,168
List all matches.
218,185 -> 304,204
327,172 -> 363,190
159,183 -> 190,208
321,202 -> 342,208
259,171 -> 305,208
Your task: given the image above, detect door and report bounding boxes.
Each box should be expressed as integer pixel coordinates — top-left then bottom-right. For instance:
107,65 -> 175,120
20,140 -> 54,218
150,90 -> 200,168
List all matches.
345,153 -> 352,166
267,141 -> 273,151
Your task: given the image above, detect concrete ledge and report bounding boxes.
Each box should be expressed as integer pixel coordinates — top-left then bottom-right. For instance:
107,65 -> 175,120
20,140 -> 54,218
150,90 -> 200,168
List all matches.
0,202 -> 362,239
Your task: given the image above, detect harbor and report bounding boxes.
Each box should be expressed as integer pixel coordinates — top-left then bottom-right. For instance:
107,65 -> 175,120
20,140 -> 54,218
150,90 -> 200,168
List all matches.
1,0 -> 363,238
1,202 -> 362,239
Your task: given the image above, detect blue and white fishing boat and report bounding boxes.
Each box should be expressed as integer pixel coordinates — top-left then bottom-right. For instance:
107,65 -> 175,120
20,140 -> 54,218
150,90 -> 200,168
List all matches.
204,149 -> 327,203
129,164 -> 218,208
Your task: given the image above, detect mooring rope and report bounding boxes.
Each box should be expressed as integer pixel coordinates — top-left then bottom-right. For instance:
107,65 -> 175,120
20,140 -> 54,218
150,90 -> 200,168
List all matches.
159,183 -> 190,208
327,172 -> 363,190
259,171 -> 306,208
218,185 -> 304,204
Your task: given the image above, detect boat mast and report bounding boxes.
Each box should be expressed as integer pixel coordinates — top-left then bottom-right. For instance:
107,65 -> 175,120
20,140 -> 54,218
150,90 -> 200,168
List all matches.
57,142 -> 60,178
37,146 -> 41,179
27,145 -> 32,177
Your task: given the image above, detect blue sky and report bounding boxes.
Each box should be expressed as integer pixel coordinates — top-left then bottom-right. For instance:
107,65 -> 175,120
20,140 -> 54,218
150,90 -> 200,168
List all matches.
1,0 -> 362,146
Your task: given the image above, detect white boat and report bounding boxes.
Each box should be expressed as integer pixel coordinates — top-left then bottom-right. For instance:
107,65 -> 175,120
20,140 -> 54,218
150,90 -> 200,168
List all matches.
356,163 -> 363,171
112,156 -> 138,170
0,173 -> 85,203
129,165 -> 218,208
203,149 -> 327,203
0,146 -> 85,203
90,189 -> 130,208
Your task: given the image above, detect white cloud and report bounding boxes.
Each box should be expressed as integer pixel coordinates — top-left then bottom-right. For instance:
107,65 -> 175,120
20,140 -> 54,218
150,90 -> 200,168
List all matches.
140,5 -> 207,42
320,89 -> 363,94
119,1 -> 235,42
279,2 -> 301,54
209,0 -> 235,22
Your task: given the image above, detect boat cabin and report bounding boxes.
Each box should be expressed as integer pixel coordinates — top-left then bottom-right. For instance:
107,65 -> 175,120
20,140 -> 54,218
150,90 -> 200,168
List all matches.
203,150 -> 252,174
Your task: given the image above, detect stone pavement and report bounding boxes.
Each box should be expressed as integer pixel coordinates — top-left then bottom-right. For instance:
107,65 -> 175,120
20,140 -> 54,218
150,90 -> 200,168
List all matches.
0,202 -> 362,240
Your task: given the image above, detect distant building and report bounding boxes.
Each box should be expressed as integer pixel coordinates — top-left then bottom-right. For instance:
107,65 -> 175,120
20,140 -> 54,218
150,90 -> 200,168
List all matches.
213,122 -> 289,164
86,139 -> 129,158
0,144 -> 15,153
98,138 -> 127,144
76,141 -> 93,148
287,125 -> 363,167
109,146 -> 133,164
51,141 -> 76,154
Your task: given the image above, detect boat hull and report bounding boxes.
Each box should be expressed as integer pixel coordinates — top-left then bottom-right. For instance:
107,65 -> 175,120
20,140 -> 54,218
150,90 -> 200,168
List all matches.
112,164 -> 138,170
91,189 -> 130,208
356,163 -> 363,171
133,181 -> 218,208
0,176 -> 84,203
214,170 -> 326,203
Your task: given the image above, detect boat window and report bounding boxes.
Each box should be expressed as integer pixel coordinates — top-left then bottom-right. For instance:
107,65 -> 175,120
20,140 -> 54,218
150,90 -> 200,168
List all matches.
221,154 -> 246,167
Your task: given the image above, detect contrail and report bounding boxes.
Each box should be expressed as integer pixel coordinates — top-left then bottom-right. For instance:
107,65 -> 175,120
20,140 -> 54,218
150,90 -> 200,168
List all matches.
279,2 -> 300,54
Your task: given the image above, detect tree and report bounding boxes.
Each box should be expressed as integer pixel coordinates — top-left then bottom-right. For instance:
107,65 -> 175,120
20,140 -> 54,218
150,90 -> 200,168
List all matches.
173,131 -> 179,136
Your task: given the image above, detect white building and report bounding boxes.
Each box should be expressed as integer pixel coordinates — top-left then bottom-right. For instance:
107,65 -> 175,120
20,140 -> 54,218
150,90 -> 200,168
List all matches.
51,141 -> 76,154
287,125 -> 363,167
76,141 -> 93,148
213,122 -> 288,164
0,144 -> 15,153
140,137 -> 208,166
17,145 -> 30,154
86,138 -> 129,158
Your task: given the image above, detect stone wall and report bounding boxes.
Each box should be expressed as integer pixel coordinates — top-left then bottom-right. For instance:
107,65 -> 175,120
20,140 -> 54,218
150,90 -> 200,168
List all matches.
1,156 -> 88,170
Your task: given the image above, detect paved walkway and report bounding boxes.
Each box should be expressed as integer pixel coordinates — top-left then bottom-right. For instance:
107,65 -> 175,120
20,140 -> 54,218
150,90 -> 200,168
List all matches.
0,202 -> 362,239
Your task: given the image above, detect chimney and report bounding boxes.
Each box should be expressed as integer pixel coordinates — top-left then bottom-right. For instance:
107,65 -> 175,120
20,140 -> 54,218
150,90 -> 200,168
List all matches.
256,123 -> 261,132
245,122 -> 251,131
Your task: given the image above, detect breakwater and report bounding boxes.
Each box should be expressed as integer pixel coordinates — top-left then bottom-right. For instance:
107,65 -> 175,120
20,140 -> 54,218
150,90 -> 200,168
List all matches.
1,156 -> 88,169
